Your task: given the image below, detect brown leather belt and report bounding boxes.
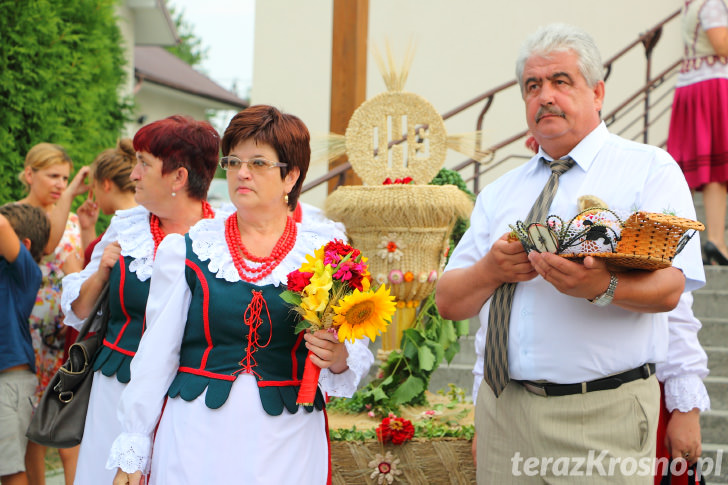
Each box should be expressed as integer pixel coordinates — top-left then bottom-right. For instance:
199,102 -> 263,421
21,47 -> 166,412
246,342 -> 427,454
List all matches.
515,363 -> 655,397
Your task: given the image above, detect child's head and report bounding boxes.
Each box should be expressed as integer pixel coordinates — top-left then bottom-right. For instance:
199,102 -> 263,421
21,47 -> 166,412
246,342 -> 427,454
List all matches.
0,203 -> 50,262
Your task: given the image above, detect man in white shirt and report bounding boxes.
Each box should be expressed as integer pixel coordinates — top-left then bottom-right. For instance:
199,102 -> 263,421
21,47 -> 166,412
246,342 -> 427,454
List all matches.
436,23 -> 705,484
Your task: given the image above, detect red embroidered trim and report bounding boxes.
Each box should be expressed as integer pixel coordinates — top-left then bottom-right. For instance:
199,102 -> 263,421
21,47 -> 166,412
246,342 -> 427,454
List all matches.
257,379 -> 303,387
112,255 -> 131,346
102,340 -> 136,357
325,408 -> 332,485
178,367 -> 236,381
184,260 -> 213,369
225,213 -> 297,282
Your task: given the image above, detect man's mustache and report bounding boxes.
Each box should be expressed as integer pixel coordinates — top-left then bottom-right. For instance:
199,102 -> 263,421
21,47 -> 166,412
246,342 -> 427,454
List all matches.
536,105 -> 566,122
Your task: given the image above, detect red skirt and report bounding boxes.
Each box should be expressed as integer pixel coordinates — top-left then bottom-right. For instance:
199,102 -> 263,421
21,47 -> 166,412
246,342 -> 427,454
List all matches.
667,77 -> 728,190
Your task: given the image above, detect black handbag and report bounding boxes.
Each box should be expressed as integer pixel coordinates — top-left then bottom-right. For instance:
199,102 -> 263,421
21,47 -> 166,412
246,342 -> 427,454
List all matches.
26,283 -> 110,448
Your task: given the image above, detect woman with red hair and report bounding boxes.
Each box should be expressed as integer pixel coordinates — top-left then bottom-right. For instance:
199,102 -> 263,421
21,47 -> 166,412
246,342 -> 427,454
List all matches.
61,115 -> 220,485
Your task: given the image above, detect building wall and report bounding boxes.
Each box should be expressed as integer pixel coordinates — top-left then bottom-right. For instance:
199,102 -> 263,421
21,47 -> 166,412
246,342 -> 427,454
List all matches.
116,3 -> 138,139
252,0 -> 684,207
133,83 -> 211,129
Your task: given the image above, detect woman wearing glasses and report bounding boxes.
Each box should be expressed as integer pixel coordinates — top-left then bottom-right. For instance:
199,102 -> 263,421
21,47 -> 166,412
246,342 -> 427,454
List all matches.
109,105 -> 373,484
61,116 -> 220,485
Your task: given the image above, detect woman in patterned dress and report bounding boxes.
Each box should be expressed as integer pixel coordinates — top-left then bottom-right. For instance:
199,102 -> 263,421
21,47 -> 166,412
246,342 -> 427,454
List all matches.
61,116 -> 220,485
17,142 -> 90,484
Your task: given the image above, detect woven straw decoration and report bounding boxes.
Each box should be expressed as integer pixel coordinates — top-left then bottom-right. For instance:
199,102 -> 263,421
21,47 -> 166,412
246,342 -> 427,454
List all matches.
345,91 -> 447,186
330,439 -> 475,485
325,45 -> 474,307
326,185 -> 473,303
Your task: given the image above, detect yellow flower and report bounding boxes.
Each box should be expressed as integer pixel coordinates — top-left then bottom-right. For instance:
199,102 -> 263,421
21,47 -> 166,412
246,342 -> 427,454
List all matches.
333,284 -> 396,343
301,260 -> 333,316
298,246 -> 326,274
302,308 -> 321,327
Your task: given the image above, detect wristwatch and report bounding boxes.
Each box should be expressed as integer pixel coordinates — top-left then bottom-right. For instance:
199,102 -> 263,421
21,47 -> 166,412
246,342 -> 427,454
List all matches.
589,273 -> 618,307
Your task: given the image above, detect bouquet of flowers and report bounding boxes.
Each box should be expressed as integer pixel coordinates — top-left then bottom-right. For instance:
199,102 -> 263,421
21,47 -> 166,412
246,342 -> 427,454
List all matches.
281,239 -> 397,405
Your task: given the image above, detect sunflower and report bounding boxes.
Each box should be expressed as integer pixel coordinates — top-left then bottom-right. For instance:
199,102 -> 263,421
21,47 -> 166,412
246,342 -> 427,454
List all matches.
333,284 -> 396,343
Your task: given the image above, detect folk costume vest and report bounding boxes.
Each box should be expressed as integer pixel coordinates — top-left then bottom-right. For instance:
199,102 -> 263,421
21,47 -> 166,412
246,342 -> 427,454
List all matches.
166,235 -> 325,414
93,255 -> 150,383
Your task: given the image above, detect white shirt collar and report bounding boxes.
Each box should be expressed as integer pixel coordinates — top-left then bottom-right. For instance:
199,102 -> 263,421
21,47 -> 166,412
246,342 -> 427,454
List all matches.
536,121 -> 608,172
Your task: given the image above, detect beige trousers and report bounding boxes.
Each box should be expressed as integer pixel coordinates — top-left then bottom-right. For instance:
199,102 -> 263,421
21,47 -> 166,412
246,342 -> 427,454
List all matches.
475,375 -> 660,484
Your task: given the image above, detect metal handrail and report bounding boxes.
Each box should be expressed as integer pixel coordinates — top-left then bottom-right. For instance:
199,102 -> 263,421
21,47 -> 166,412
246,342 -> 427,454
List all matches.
302,8 -> 682,195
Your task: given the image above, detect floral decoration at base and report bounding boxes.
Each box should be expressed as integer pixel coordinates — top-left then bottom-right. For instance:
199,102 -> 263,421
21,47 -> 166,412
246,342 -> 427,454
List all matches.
331,438 -> 475,484
329,390 -> 475,483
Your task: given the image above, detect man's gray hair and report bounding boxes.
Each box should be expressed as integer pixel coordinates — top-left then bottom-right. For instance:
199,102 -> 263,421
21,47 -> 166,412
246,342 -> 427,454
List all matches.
515,23 -> 605,92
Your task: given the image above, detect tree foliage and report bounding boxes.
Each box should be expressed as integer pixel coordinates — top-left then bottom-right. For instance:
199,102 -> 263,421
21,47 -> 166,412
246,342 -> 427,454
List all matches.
0,0 -> 132,204
165,3 -> 208,68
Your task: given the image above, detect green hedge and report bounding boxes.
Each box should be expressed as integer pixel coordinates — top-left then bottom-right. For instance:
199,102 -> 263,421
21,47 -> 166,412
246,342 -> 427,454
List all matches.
0,0 -> 132,205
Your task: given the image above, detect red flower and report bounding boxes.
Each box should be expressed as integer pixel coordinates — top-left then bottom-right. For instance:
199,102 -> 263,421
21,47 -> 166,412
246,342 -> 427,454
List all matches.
324,239 -> 360,265
376,417 -> 414,445
383,177 -> 414,185
286,270 -> 313,292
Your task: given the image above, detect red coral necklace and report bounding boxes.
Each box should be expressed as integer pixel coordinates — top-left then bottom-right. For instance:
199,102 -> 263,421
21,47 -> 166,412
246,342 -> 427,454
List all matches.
150,200 -> 215,256
225,213 -> 297,282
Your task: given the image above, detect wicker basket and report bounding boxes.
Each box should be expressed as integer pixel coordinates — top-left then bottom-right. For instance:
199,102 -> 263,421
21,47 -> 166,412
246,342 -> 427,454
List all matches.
331,438 -> 476,484
561,211 -> 704,270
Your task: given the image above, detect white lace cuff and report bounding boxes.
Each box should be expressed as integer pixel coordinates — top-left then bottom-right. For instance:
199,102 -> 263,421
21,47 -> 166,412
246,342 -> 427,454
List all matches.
663,374 -> 711,413
106,432 -> 152,475
319,338 -> 373,397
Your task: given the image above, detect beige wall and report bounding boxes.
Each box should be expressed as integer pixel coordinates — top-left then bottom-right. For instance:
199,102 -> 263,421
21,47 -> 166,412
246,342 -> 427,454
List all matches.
252,0 -> 684,207
116,4 -> 138,139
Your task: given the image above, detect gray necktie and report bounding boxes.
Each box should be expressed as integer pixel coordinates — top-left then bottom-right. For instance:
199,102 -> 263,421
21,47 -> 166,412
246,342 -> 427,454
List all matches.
484,157 -> 575,397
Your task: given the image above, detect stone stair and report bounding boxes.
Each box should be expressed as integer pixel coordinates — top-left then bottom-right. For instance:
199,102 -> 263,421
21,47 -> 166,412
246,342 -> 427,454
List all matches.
693,193 -> 728,484
695,265 -> 728,484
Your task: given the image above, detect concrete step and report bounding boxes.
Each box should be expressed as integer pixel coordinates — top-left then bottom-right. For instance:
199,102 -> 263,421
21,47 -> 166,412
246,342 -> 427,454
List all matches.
702,318 -> 728,351
704,266 -> 728,291
707,348 -> 728,380
693,291 -> 728,322
707,377 -> 728,411
702,444 -> 728,484
701,410 -> 728,448
429,362 -> 475,394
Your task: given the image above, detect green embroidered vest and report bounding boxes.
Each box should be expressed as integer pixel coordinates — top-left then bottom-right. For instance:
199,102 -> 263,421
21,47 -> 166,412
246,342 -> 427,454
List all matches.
93,255 -> 150,383
166,235 -> 324,414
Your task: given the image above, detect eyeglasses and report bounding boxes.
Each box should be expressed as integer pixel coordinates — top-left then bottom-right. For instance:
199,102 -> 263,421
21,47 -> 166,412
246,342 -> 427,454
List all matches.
219,155 -> 287,172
